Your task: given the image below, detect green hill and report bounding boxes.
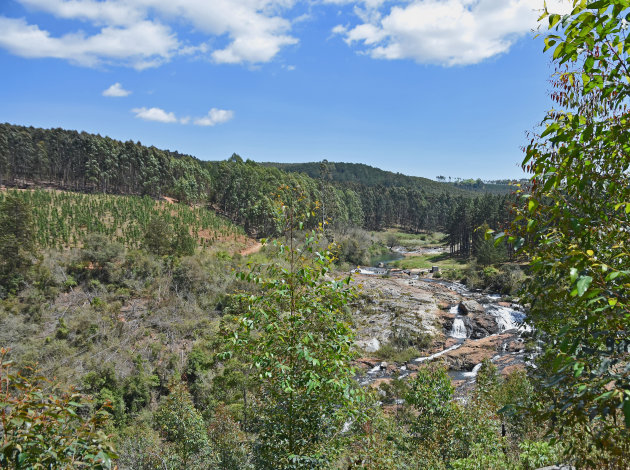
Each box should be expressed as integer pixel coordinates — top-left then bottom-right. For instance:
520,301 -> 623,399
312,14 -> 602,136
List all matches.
263,161 -> 514,195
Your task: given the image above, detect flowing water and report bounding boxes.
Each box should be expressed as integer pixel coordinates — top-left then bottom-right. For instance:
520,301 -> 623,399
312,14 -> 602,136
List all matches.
355,262 -> 529,387
449,304 -> 468,339
412,280 -> 528,382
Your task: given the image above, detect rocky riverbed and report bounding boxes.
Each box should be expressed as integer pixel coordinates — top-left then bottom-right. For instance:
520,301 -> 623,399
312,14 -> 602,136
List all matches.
350,272 -> 529,391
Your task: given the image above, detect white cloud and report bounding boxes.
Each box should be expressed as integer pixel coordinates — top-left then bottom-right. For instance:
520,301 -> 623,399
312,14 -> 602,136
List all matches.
333,0 -> 574,66
19,0 -> 143,26
132,107 -> 178,123
1,0 -> 300,67
194,108 -> 235,126
0,16 -> 178,69
130,107 -> 234,126
2,0 -> 574,69
102,82 -> 131,97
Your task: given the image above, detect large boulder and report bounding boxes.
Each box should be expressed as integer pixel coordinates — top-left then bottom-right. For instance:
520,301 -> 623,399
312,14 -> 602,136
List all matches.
468,313 -> 499,339
458,300 -> 483,315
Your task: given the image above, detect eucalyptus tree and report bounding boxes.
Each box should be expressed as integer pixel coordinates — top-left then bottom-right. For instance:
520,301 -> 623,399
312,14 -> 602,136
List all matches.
499,0 -> 630,464
227,187 -> 363,469
0,194 -> 35,295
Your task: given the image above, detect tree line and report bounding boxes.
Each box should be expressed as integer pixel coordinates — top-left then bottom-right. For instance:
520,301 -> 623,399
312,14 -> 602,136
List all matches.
0,123 -> 513,243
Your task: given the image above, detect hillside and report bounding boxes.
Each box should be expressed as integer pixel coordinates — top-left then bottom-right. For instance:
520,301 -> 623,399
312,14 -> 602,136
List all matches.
263,161 -> 514,195
0,188 -> 251,253
1,123 -> 514,245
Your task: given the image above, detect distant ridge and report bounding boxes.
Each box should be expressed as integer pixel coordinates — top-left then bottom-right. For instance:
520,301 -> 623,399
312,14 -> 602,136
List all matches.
262,161 -> 513,195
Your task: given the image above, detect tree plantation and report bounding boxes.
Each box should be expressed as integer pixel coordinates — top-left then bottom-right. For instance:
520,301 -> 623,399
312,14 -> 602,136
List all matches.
0,123 -> 513,248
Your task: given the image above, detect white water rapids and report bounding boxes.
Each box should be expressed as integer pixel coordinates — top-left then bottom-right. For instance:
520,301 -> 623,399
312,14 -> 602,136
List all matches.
354,271 -> 530,386
449,304 -> 468,339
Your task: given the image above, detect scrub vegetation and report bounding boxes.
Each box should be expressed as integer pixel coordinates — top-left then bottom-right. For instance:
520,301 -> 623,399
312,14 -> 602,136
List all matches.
0,1 -> 629,467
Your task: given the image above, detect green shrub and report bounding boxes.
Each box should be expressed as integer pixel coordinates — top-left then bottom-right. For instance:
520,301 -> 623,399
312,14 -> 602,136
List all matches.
0,348 -> 116,468
518,440 -> 562,470
154,384 -> 218,469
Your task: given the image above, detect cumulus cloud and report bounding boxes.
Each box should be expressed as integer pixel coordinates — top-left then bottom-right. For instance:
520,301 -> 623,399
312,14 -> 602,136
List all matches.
333,0 -> 574,66
132,107 -> 178,123
194,108 -> 235,126
131,106 -> 234,126
0,0 -> 300,68
2,0 -> 574,69
102,82 -> 131,97
0,16 -> 178,69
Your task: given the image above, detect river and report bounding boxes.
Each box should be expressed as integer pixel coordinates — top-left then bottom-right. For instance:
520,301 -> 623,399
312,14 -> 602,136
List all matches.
354,261 -> 529,389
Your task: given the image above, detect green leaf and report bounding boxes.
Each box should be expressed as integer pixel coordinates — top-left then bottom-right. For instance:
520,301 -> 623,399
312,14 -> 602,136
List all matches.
584,55 -> 595,72
577,275 -> 593,297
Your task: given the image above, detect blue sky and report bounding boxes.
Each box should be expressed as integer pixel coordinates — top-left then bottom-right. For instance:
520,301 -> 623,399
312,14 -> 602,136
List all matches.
0,0 -> 571,180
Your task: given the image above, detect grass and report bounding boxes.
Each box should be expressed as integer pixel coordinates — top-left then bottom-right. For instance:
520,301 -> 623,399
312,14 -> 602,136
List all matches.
394,230 -> 446,247
373,229 -> 447,250
375,344 -> 423,364
390,252 -> 469,271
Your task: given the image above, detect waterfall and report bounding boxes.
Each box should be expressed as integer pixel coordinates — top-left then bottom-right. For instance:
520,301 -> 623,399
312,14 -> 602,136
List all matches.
451,318 -> 467,339
449,304 -> 467,339
487,305 -> 519,332
462,362 -> 484,379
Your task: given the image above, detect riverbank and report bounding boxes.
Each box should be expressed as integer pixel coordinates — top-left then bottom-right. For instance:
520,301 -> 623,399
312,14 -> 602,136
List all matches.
350,272 -> 530,393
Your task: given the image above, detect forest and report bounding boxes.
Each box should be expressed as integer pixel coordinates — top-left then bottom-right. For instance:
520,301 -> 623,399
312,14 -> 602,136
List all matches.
1,1 -> 630,468
0,123 -> 512,256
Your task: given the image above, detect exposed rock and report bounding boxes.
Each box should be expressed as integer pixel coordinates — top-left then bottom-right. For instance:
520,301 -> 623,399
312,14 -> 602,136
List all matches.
500,363 -> 526,377
363,338 -> 380,353
440,313 -> 455,333
353,357 -> 381,372
352,276 -> 452,353
444,337 -> 460,349
468,313 -> 499,339
370,378 -> 394,389
458,300 -> 483,315
506,338 -> 525,353
437,301 -> 450,311
444,334 -> 511,371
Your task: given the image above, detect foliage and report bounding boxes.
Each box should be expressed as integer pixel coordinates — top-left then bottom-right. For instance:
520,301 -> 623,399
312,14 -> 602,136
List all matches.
0,195 -> 35,297
154,384 -> 217,468
405,363 -> 455,450
500,0 -> 630,464
474,222 -> 506,266
1,124 -> 512,238
518,440 -> 563,470
227,187 -> 363,469
0,189 -> 243,252
143,217 -> 196,257
0,123 -> 210,201
0,348 -> 116,469
340,402 -> 422,469
207,403 -> 253,469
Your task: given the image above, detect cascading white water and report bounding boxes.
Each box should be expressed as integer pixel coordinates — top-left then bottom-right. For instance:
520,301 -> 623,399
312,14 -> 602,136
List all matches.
487,305 -> 519,332
414,342 -> 462,362
449,304 -> 467,339
462,362 -> 483,379
451,318 -> 467,339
